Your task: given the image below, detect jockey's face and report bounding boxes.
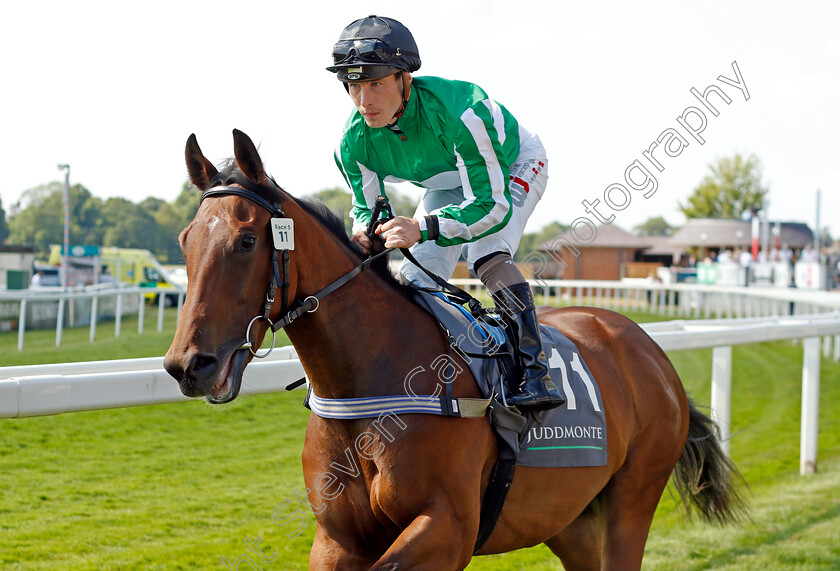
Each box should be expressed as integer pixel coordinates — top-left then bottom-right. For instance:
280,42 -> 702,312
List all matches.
346,73 -> 408,128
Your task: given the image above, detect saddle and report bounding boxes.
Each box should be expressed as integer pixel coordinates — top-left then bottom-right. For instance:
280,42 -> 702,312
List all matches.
410,287 -> 607,552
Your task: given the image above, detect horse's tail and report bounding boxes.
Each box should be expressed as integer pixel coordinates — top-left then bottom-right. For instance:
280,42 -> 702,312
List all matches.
672,399 -> 748,525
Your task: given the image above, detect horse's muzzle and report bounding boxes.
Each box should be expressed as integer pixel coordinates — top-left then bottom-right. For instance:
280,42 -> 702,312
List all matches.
164,351 -> 219,398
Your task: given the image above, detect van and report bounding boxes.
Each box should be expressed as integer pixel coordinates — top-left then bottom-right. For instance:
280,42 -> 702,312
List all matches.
48,246 -> 183,305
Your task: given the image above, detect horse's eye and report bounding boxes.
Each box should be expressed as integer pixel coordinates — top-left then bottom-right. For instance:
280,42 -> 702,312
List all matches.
241,235 -> 256,250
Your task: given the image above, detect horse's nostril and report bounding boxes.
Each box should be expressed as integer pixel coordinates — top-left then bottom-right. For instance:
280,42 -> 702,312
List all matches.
164,361 -> 184,381
187,353 -> 219,383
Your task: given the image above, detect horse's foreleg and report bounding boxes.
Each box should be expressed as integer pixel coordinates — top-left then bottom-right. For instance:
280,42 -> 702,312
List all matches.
309,525 -> 376,570
369,504 -> 478,571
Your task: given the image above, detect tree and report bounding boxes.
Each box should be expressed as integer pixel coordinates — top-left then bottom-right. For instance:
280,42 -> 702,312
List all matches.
307,185 -> 420,237
0,197 -> 8,243
516,221 -> 570,260
634,216 -> 675,236
7,182 -> 102,255
311,187 -> 354,236
679,153 -> 769,219
141,197 -> 183,263
100,197 -> 159,251
7,179 -> 197,261
173,181 -> 201,230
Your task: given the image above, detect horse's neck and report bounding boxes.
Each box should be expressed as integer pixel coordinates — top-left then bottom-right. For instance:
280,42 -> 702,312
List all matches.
286,272 -> 446,400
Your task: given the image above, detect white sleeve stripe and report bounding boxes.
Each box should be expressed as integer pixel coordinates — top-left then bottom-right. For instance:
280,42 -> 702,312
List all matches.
438,216 -> 474,241
454,148 -> 475,201
482,99 -> 506,146
357,161 -> 381,211
445,147 -> 479,239
467,200 -> 508,234
460,108 -> 506,197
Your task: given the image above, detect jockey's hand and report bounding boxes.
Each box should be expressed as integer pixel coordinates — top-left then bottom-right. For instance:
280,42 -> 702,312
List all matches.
377,216 -> 421,249
350,230 -> 373,255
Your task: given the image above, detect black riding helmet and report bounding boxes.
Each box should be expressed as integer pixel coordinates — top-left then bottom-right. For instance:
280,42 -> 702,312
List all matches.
326,15 -> 421,82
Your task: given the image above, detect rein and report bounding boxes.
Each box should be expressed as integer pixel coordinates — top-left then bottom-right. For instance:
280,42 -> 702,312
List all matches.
199,183 -> 391,357
269,247 -> 392,331
365,195 -> 485,317
200,185 -> 488,359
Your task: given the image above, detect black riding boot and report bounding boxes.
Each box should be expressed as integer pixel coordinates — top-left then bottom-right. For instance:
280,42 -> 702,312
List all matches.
493,284 -> 565,411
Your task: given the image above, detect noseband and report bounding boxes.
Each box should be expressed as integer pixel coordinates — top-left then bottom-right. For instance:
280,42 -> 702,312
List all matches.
199,182 -> 391,358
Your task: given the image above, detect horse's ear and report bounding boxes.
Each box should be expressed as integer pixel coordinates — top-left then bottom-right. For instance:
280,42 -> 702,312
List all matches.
185,134 -> 219,190
232,129 -> 266,184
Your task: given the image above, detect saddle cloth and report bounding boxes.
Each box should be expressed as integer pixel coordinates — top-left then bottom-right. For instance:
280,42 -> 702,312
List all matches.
411,289 -> 607,468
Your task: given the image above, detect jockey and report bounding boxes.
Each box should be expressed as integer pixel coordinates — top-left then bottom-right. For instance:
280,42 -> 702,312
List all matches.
328,15 -> 564,412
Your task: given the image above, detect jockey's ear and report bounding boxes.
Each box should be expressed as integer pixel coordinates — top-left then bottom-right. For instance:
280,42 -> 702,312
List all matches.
185,133 -> 219,191
232,128 -> 266,184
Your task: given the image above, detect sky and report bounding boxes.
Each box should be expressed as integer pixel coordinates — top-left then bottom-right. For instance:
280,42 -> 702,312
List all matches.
2,0 -> 838,238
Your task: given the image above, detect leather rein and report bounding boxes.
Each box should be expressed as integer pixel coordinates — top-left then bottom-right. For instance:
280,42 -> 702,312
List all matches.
199,183 -> 391,358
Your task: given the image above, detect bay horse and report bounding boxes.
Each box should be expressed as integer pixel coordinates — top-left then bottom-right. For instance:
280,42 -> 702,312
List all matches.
165,130 -> 743,570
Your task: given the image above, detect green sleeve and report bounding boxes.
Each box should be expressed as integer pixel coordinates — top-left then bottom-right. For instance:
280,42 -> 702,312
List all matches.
334,137 -> 385,233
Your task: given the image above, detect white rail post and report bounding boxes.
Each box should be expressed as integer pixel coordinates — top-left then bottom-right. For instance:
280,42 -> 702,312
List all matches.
17,299 -> 26,351
89,295 -> 98,342
56,297 -> 65,348
711,345 -> 732,458
801,337 -> 821,475
138,292 -> 145,334
834,335 -> 839,363
157,291 -> 165,332
115,292 -> 123,338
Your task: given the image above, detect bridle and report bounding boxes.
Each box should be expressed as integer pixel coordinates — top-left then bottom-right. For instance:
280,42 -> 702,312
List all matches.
199,181 -> 391,358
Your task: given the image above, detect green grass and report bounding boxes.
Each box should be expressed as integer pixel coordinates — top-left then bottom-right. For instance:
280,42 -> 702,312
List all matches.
1,305 -> 839,569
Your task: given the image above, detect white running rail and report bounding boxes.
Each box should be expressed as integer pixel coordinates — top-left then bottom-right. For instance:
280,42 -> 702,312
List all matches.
3,281 -> 840,476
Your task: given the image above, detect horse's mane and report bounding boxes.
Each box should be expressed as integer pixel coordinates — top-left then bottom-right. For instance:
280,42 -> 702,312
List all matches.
208,160 -> 409,293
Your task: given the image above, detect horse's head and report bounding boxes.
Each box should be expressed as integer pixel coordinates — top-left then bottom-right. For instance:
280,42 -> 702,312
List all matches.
164,129 -> 294,403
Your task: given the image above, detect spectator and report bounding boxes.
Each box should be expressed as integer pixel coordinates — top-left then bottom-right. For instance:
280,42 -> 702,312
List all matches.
800,244 -> 819,263
738,249 -> 753,286
738,249 -> 754,266
835,258 -> 840,289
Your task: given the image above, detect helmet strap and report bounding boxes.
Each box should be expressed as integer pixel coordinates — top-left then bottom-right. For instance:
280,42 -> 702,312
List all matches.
387,71 -> 411,127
